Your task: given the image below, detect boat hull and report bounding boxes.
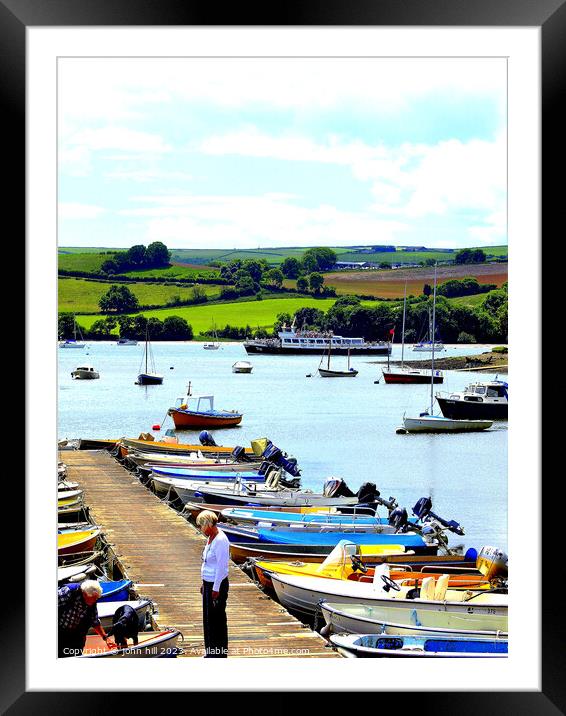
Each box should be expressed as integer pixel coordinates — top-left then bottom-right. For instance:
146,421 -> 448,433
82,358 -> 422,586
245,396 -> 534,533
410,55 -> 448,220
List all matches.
244,344 -> 390,355
121,438 -> 254,459
318,368 -> 358,378
437,397 -> 508,420
383,370 -> 443,384
169,409 -> 242,429
136,373 -> 163,385
71,370 -> 99,379
329,632 -> 507,658
320,601 -> 508,639
402,416 -> 493,432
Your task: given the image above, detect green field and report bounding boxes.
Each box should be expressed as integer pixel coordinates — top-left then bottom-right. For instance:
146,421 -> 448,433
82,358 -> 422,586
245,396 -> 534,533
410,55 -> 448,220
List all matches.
58,277 -> 221,313
74,297 -> 380,336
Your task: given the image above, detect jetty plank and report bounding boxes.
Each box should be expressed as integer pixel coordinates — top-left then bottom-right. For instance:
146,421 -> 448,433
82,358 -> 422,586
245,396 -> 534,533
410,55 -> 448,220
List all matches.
62,450 -> 338,658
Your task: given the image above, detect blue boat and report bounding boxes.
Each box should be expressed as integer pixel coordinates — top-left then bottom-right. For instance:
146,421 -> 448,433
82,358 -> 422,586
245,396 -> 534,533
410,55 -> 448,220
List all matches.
221,507 -> 418,528
98,579 -> 132,602
330,632 -> 508,657
151,466 -> 264,482
219,524 -> 431,552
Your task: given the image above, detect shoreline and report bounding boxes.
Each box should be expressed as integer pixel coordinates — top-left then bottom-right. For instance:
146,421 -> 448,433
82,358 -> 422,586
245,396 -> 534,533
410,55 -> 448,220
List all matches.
387,349 -> 508,374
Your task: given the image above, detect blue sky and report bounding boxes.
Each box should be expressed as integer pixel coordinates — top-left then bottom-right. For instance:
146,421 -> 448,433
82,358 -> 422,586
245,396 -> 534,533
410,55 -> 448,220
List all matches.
58,57 -> 507,250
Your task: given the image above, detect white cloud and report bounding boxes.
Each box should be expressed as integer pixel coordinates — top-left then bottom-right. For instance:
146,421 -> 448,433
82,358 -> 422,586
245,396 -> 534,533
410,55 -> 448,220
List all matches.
117,193 -> 408,247
104,169 -> 193,183
59,202 -> 107,219
67,127 -> 171,154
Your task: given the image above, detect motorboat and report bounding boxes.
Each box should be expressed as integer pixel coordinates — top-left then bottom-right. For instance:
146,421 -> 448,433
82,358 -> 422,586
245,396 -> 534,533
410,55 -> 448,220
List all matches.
232,361 -> 253,373
436,380 -> 508,420
329,632 -> 507,658
117,338 -> 138,346
168,388 -> 242,429
71,365 -> 100,380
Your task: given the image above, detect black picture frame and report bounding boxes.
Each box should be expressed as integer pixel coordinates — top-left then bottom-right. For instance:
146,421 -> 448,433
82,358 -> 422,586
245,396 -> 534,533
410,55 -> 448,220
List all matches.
11,0 -> 555,709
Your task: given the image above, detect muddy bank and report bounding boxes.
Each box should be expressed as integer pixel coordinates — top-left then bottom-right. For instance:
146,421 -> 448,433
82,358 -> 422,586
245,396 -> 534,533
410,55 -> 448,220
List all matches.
387,350 -> 508,374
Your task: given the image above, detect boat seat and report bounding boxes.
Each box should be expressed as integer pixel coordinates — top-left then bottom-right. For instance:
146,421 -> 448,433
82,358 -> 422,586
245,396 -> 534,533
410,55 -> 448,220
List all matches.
419,577 -> 435,601
434,574 -> 449,601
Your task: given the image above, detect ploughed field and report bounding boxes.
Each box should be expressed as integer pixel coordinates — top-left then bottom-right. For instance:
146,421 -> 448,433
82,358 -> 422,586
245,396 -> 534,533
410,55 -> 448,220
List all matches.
321,262 -> 508,298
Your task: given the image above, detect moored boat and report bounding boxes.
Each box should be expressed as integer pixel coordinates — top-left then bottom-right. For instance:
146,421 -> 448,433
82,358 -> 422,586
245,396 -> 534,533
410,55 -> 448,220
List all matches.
79,629 -> 181,657
168,390 -> 242,429
136,326 -> 163,385
401,415 -> 493,433
232,361 -> 253,373
320,600 -> 508,639
244,325 -> 391,356
329,632 -> 507,658
436,380 -> 508,420
58,528 -> 101,556
99,579 -> 133,602
71,365 -> 100,380
94,599 -> 153,630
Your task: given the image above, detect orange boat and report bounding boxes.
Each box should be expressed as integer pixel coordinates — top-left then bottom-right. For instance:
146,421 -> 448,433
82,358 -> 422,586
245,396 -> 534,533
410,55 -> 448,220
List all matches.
168,393 -> 242,430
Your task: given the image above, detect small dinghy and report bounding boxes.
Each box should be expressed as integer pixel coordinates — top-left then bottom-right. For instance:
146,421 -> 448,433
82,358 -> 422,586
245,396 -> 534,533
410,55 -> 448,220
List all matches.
58,563 -> 97,583
99,579 -> 133,602
330,632 -> 508,658
94,599 -> 153,630
80,629 -> 182,657
58,528 -> 100,556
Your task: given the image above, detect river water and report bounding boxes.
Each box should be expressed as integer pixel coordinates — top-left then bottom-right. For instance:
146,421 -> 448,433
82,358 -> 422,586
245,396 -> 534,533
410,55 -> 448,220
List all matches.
58,341 -> 507,552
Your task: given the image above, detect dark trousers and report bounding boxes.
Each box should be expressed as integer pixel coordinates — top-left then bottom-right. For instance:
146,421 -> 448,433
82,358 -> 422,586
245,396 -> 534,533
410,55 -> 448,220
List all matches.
202,578 -> 229,658
58,630 -> 86,658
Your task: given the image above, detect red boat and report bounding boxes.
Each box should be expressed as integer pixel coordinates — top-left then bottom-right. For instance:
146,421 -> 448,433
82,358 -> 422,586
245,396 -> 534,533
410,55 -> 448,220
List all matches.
382,367 -> 444,384
168,393 -> 242,430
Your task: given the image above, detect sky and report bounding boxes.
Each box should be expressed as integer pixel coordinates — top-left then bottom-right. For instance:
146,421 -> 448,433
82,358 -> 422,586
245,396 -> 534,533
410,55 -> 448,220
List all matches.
58,57 -> 507,251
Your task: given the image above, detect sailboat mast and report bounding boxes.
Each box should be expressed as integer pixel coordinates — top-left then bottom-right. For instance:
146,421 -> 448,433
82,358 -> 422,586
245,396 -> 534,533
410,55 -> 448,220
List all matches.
327,339 -> 331,369
145,326 -> 149,374
401,283 -> 407,368
430,266 -> 437,413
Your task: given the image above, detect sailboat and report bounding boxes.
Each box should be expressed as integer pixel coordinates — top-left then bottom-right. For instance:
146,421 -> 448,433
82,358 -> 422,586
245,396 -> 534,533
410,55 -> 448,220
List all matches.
136,326 -> 163,385
203,320 -> 220,350
318,342 -> 358,378
383,284 -> 444,384
59,317 -> 86,349
412,305 -> 445,352
401,267 -> 492,433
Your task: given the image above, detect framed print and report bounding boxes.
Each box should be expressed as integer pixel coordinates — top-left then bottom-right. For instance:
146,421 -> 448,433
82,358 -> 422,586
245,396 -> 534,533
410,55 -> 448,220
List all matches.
9,0 -> 557,708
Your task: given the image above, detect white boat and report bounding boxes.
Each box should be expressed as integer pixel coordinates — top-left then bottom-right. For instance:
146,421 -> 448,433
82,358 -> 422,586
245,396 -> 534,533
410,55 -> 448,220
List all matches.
320,601 -> 508,639
232,361 -> 253,373
136,326 -> 163,385
71,365 -> 100,380
203,320 -> 220,349
401,415 -> 493,432
401,267 -> 491,433
269,567 -> 508,620
94,599 -> 153,630
58,563 -> 97,583
117,338 -> 138,346
412,305 -> 444,352
59,317 -> 86,348
244,324 -> 391,356
329,632 -> 507,658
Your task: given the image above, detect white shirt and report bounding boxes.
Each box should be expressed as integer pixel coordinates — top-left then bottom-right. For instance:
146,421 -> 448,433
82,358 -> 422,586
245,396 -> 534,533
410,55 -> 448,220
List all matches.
201,529 -> 230,592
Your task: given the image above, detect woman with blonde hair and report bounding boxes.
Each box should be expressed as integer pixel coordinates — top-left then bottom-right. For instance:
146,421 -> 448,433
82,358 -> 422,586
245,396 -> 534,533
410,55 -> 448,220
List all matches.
196,510 -> 230,657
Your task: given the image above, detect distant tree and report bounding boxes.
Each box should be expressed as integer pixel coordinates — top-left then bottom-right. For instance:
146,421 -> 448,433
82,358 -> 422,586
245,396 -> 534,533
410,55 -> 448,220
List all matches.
235,273 -> 256,295
190,285 -> 208,304
296,276 -> 309,292
457,331 -> 476,343
301,247 -> 337,273
334,295 -> 361,308
99,284 -> 140,313
481,289 -> 507,315
424,258 -> 436,267
264,268 -> 284,288
274,312 -> 293,332
162,315 -> 193,340
145,241 -> 171,267
242,259 -> 264,284
455,248 -> 486,264
126,244 -> 147,266
423,284 -> 432,297
281,257 -> 301,279
379,261 -> 392,269
308,272 -> 324,293
294,307 -> 325,329
58,313 -> 79,339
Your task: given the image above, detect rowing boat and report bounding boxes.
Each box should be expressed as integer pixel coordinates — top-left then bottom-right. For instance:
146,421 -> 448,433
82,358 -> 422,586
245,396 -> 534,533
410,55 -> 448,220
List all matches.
58,529 -> 100,556
79,629 -> 181,657
99,579 -> 133,602
93,599 -> 153,630
320,600 -> 508,639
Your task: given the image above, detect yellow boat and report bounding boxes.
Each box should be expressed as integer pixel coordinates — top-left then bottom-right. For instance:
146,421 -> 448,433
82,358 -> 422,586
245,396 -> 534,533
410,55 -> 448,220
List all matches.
252,541 -> 490,592
58,491 -> 83,508
58,528 -> 101,556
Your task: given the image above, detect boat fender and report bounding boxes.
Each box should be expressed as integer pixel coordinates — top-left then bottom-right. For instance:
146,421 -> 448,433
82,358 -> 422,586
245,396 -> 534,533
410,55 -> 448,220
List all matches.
152,424 -> 161,431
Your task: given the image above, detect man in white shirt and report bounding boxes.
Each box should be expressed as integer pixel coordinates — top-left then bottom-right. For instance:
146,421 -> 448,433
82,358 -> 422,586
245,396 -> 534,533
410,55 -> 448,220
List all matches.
196,510 -> 230,658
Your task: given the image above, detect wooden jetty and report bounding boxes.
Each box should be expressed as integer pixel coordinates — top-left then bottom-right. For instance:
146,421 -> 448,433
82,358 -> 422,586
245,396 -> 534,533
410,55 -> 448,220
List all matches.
62,450 -> 338,658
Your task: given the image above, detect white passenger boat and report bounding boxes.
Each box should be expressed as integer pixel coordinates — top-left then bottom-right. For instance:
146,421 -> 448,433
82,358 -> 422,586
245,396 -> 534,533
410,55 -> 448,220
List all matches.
244,325 -> 391,356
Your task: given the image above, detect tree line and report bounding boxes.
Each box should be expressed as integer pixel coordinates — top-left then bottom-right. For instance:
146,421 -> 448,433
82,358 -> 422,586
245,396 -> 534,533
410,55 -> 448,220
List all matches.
100,242 -> 171,275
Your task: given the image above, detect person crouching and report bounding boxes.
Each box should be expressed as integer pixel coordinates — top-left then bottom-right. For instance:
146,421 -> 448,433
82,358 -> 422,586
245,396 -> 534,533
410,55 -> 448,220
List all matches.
58,579 -> 112,657
196,510 -> 229,658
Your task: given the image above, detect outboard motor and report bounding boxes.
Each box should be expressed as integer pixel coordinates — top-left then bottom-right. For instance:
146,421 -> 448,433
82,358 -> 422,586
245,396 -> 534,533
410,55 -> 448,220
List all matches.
357,482 -> 378,504
231,445 -> 246,462
388,506 -> 409,533
260,441 -> 301,477
413,497 -> 465,536
323,478 -> 356,498
199,431 -> 217,447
